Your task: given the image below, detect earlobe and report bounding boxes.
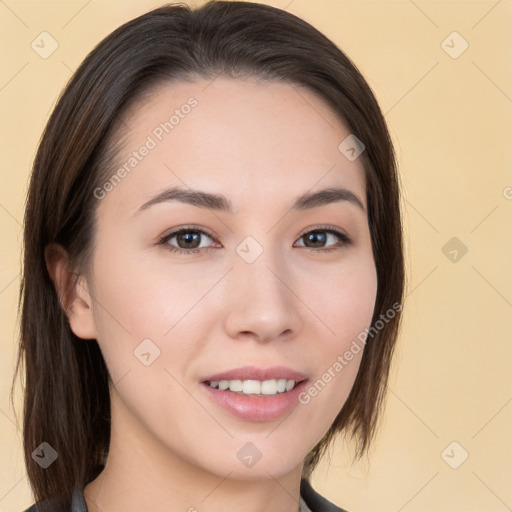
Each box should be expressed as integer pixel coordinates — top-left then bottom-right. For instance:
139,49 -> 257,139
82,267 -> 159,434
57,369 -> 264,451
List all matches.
44,243 -> 97,340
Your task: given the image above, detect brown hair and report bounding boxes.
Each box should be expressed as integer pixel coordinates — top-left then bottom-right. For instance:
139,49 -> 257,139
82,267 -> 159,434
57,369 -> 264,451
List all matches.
12,0 -> 404,508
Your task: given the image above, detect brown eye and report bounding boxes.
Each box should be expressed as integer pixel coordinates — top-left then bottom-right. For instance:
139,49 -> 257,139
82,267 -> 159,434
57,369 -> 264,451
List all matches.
160,227 -> 217,254
174,231 -> 203,249
295,228 -> 352,251
303,231 -> 328,248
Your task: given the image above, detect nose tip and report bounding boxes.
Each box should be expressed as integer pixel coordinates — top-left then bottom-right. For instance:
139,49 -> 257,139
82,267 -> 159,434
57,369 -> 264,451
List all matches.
223,253 -> 302,343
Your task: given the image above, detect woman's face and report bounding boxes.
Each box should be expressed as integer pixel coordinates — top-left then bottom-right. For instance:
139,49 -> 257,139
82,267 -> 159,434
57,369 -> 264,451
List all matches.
79,77 -> 377,480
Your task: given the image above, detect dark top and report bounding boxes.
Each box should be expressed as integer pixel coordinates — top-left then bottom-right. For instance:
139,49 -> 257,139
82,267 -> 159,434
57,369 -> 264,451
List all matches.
23,464 -> 347,512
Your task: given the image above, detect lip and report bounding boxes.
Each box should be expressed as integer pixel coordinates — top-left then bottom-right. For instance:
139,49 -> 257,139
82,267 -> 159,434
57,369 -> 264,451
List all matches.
201,365 -> 308,382
199,366 -> 309,422
200,380 -> 309,422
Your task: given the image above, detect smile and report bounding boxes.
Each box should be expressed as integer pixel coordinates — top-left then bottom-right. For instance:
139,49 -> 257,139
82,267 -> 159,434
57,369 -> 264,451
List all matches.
206,378 -> 300,396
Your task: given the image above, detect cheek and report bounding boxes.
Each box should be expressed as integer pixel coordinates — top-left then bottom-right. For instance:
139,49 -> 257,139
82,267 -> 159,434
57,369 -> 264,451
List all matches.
297,256 -> 377,414
85,233 -> 187,385
88,235 -> 199,339
306,253 -> 378,348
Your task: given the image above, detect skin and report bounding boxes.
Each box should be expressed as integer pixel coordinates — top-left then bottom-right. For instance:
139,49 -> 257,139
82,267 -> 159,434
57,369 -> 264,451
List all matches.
47,77 -> 377,512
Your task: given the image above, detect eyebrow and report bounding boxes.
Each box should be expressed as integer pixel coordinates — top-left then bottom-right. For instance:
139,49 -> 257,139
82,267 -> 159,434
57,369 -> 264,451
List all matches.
135,186 -> 366,215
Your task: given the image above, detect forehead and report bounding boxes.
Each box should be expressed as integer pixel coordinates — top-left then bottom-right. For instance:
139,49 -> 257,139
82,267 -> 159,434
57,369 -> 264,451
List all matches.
98,77 -> 367,216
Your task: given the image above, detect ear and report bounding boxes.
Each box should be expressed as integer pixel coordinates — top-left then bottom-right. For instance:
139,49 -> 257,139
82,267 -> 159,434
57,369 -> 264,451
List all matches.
44,243 -> 97,340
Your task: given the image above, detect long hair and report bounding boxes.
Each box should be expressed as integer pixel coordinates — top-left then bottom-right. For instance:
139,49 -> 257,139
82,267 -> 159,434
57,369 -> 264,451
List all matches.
12,1 -> 405,508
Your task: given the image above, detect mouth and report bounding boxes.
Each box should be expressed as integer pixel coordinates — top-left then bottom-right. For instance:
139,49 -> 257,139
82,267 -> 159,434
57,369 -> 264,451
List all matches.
204,378 -> 304,396
199,366 -> 309,421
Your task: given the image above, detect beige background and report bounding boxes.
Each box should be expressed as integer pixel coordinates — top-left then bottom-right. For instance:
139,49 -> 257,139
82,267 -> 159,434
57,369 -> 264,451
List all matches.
1,0 -> 511,511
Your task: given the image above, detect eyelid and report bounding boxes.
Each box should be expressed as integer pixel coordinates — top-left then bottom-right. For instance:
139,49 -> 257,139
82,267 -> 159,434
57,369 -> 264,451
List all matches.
296,224 -> 350,240
159,224 -> 216,240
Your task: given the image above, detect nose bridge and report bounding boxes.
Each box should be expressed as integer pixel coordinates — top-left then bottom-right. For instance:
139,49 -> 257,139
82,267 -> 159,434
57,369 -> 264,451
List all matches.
224,234 -> 301,341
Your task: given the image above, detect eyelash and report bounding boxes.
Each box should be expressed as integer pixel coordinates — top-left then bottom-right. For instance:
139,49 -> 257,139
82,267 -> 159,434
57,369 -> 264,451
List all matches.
157,225 -> 352,255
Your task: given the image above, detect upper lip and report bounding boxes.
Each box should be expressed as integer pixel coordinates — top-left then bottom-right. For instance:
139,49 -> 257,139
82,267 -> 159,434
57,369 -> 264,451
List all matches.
202,365 -> 308,382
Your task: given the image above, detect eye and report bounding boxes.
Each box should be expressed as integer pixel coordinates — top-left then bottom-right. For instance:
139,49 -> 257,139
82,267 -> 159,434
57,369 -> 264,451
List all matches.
158,225 -> 352,255
294,227 -> 352,252
158,226 -> 218,255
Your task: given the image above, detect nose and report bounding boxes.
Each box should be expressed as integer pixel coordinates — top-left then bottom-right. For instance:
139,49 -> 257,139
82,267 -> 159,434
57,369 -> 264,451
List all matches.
223,248 -> 303,344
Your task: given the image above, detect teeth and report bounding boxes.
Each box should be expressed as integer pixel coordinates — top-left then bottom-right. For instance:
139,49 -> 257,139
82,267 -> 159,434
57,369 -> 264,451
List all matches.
243,380 -> 261,394
284,379 -> 297,391
229,380 -> 243,392
208,378 -> 298,395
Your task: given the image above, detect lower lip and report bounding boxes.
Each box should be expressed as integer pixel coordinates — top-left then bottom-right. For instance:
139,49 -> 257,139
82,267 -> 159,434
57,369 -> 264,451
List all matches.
200,380 -> 309,422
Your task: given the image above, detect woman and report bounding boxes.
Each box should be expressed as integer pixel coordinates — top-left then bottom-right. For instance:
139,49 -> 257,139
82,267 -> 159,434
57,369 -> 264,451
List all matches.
15,1 -> 404,511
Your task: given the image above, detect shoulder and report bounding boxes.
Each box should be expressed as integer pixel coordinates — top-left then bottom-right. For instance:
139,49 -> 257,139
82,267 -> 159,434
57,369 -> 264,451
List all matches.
22,466 -> 100,512
22,489 -> 84,512
300,478 -> 350,512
